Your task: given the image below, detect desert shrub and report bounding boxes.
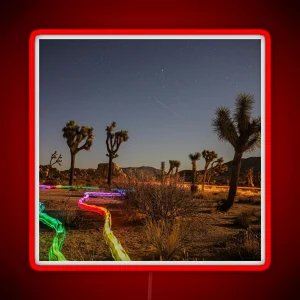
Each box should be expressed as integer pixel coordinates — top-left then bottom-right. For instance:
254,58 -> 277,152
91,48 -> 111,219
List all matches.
85,177 -> 98,187
122,183 -> 196,224
43,179 -> 59,186
144,218 -> 196,260
220,229 -> 261,261
237,194 -> 261,205
137,170 -> 157,182
233,209 -> 256,229
212,191 -> 228,202
194,191 -> 212,200
55,199 -> 84,229
120,183 -> 199,260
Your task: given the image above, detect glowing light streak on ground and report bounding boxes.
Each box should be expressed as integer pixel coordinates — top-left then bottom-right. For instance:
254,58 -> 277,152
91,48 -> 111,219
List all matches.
39,185 -> 131,261
39,202 -> 67,261
78,192 -> 131,261
39,185 -> 101,190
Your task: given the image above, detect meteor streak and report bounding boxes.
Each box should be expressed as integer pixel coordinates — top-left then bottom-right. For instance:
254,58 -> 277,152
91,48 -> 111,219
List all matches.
154,96 -> 184,119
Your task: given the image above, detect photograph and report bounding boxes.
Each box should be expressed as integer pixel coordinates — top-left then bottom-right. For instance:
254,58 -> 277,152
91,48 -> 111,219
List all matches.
33,31 -> 268,269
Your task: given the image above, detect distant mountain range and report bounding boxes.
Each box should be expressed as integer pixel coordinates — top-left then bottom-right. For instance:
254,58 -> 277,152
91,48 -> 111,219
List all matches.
43,157 -> 261,183
122,166 -> 162,177
122,157 -> 261,179
221,157 -> 261,177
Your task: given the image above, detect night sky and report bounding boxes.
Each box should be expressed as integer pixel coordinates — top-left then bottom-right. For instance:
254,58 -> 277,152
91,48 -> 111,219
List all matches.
39,38 -> 261,171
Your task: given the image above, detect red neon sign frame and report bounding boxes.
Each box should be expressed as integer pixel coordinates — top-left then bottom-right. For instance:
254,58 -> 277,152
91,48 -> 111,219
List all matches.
29,29 -> 271,271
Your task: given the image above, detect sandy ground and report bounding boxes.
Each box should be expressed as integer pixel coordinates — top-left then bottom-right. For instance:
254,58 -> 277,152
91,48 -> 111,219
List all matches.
38,188 -> 261,261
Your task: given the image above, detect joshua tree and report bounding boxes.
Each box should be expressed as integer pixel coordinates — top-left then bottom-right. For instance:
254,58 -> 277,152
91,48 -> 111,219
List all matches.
206,157 -> 228,185
166,160 -> 176,185
201,150 -> 218,191
188,152 -> 201,193
245,168 -> 254,187
173,160 -> 181,185
206,169 -> 217,185
212,93 -> 261,211
62,120 -> 95,186
47,151 -> 62,179
161,161 -> 166,184
257,171 -> 261,187
105,121 -> 129,186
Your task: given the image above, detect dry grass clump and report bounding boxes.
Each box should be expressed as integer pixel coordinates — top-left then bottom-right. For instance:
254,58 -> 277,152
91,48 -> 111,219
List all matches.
194,191 -> 214,200
39,230 -> 113,261
219,229 -> 261,261
236,190 -> 261,205
144,218 -> 196,260
233,209 -> 260,229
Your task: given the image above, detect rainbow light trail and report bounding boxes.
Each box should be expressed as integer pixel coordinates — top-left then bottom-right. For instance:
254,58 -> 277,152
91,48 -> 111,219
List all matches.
39,185 -> 131,261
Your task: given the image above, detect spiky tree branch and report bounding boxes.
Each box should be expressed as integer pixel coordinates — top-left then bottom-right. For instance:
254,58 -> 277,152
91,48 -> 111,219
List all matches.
47,151 -> 62,179
206,157 -> 228,184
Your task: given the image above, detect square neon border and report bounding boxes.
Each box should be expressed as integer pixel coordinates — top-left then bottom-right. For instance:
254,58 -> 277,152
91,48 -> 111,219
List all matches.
29,29 -> 271,271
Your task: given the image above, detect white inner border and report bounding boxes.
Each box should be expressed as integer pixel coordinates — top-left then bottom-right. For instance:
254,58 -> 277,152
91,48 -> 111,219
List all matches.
35,34 -> 266,266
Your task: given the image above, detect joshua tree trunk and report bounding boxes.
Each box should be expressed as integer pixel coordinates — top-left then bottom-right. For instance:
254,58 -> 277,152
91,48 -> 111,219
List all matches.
47,166 -> 51,180
207,173 -> 212,185
202,171 -> 207,191
69,152 -> 76,186
169,169 -> 173,186
107,155 -> 113,186
161,162 -> 165,185
220,152 -> 242,211
191,162 -> 197,193
193,163 -> 197,185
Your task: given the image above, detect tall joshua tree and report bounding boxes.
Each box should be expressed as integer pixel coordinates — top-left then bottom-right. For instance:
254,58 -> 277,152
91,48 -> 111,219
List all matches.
62,120 -> 95,186
212,93 -> 261,211
173,160 -> 181,185
105,121 -> 129,186
188,152 -> 201,193
201,150 -> 218,191
47,151 -> 62,179
166,160 -> 176,185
